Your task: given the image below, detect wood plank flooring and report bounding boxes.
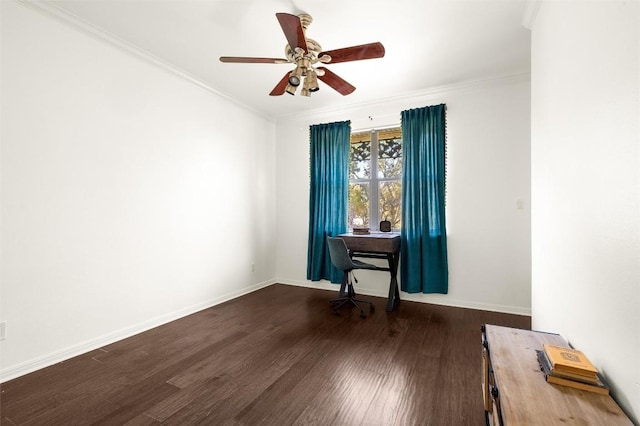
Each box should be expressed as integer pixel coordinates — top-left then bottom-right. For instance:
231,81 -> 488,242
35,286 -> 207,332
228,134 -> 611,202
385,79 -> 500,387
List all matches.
0,284 -> 530,425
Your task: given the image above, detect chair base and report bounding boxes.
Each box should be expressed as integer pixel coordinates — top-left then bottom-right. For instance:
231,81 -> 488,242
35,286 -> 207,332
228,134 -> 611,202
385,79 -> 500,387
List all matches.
329,277 -> 375,318
329,295 -> 375,318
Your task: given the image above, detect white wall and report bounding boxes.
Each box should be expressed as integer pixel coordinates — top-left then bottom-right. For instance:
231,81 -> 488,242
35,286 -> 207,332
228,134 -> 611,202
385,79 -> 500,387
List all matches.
0,2 -> 276,380
276,76 -> 532,315
530,1 -> 639,421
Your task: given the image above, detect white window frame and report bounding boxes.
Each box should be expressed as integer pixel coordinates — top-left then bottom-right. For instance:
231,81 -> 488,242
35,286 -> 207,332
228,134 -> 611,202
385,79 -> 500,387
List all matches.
349,127 -> 402,232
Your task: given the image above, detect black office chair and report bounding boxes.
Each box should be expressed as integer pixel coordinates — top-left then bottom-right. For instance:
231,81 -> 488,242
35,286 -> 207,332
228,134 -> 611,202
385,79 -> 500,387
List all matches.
326,237 -> 380,318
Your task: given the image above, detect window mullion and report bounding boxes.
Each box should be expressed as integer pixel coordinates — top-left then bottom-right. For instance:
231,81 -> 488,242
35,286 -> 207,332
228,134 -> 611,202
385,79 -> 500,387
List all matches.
370,132 -> 380,230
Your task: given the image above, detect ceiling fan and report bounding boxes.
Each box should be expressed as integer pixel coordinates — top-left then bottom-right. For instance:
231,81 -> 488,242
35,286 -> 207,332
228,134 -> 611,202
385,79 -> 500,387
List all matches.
219,13 -> 385,97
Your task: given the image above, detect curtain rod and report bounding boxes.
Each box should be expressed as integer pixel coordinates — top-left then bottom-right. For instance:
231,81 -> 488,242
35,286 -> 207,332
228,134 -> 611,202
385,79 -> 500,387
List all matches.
352,104 -> 447,133
351,123 -> 400,134
351,116 -> 400,133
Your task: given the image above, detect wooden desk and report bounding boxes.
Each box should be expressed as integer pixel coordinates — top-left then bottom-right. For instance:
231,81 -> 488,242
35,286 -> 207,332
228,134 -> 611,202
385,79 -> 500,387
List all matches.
482,324 -> 632,425
337,232 -> 401,312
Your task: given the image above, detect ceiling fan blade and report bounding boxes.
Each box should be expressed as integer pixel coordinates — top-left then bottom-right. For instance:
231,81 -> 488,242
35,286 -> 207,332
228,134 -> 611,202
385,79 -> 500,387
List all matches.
319,42 -> 385,64
220,56 -> 288,64
269,73 -> 291,96
316,67 -> 355,96
276,13 -> 307,53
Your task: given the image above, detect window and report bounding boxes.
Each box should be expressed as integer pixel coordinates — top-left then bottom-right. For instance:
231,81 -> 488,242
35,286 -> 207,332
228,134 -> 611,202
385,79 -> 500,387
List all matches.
348,128 -> 402,231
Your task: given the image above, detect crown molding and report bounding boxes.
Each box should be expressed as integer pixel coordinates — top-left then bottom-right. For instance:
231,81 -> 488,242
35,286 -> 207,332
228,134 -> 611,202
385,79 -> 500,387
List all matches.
14,0 -> 275,123
279,72 -> 531,123
522,0 -> 542,30
13,0 -> 531,125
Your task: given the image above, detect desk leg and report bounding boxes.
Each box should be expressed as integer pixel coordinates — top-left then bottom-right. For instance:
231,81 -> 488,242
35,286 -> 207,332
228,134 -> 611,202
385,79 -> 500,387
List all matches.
386,252 -> 401,311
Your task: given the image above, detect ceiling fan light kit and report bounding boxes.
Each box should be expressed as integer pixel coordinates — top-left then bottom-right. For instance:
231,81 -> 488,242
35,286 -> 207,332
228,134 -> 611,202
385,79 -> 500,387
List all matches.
219,13 -> 385,97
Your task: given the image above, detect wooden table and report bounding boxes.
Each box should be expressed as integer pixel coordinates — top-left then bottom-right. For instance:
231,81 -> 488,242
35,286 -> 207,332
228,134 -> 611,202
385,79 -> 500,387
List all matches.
337,232 -> 401,312
482,324 -> 633,425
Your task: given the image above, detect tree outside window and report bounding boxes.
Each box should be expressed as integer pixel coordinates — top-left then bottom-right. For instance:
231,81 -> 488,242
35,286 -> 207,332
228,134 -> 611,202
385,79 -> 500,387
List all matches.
348,128 -> 402,230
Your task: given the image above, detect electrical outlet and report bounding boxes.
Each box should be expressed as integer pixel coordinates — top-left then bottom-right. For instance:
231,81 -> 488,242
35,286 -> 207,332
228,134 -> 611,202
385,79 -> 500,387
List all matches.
0,321 -> 6,341
251,263 -> 255,273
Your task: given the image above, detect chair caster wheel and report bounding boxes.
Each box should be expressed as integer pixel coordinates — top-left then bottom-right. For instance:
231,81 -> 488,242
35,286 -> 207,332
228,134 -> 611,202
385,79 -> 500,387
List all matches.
360,311 -> 366,319
370,304 -> 375,312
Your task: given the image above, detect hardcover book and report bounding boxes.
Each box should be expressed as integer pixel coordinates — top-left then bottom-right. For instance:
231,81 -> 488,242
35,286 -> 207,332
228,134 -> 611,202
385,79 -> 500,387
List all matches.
549,367 -> 602,385
542,343 -> 598,376
536,350 -> 609,395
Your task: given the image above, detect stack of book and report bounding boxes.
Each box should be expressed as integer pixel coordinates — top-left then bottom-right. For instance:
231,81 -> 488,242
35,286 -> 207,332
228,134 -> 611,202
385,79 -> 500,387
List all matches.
536,344 -> 610,395
352,227 -> 370,235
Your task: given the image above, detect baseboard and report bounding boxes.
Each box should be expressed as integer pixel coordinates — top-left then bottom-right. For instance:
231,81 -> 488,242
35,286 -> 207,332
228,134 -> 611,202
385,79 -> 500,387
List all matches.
278,279 -> 531,317
0,279 -> 276,383
399,293 -> 531,316
282,278 -> 342,293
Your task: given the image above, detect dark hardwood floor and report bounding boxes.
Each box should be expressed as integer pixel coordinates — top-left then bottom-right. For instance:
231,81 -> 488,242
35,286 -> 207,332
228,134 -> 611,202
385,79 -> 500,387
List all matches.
0,284 -> 530,425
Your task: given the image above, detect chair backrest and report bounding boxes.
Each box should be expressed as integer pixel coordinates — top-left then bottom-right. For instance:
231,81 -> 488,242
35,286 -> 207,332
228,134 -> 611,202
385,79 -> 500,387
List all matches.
326,237 -> 354,272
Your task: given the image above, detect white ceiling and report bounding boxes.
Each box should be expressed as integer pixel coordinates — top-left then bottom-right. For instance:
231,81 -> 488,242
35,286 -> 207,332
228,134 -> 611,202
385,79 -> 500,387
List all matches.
42,0 -> 531,120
